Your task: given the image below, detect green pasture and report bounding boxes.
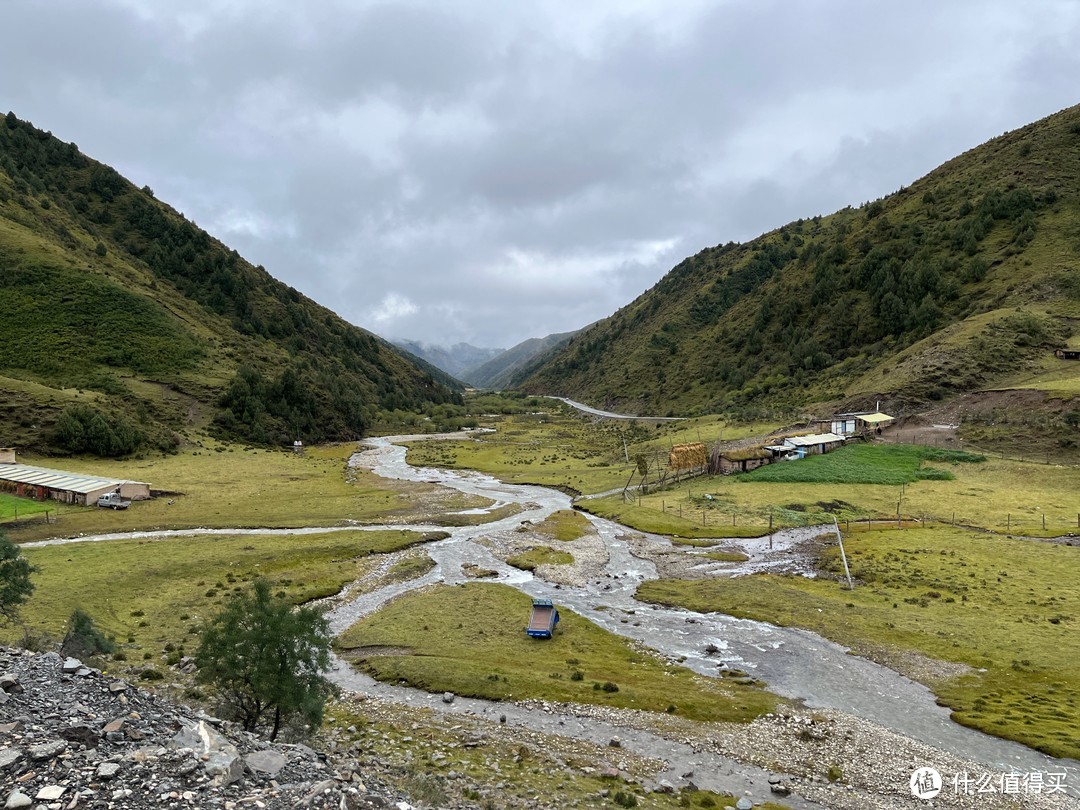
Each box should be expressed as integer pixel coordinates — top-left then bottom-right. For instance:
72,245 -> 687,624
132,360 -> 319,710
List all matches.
404,412 -> 634,494
534,509 -> 593,542
579,494 -> 768,539
0,493 -> 60,522
337,582 -> 778,723
6,444 -> 490,542
10,529 -> 438,665
638,527 -> 1080,759
610,444 -> 1080,537
403,408 -> 782,496
506,546 -> 574,571
739,444 -> 983,485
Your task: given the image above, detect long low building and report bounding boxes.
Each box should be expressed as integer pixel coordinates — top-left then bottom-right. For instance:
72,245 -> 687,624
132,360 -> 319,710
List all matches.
0,459 -> 150,506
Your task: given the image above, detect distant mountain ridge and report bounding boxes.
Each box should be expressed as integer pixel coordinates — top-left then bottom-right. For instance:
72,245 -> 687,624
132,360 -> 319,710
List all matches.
0,111 -> 459,453
522,103 -> 1080,417
391,340 -> 504,379
464,329 -> 582,389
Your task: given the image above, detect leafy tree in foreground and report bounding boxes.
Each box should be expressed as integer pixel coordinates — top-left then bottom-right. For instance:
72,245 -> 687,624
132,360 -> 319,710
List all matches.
195,580 -> 336,741
0,533 -> 36,624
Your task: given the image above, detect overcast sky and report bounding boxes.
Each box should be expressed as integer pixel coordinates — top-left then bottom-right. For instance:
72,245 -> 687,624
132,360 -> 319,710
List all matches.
3,1 -> 1080,349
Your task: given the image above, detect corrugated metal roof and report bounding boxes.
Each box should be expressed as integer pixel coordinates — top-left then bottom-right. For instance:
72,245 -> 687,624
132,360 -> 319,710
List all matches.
784,432 -> 846,447
856,412 -> 894,424
0,463 -> 147,495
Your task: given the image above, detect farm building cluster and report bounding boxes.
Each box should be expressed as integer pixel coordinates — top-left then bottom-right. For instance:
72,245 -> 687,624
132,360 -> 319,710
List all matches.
702,411 -> 894,477
0,447 -> 150,506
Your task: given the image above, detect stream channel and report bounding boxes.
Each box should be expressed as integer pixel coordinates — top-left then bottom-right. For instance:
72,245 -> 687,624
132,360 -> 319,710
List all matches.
31,433 -> 1080,802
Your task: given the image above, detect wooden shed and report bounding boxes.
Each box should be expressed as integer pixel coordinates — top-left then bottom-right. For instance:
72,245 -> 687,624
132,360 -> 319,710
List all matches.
709,445 -> 775,475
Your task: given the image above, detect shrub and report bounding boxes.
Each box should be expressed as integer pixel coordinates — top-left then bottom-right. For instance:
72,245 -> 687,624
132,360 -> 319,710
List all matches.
61,608 -> 116,658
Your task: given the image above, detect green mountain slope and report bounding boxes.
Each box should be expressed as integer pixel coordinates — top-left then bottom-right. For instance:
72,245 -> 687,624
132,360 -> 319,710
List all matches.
522,103 -> 1080,417
0,112 -> 459,454
392,341 -> 504,379
465,328 -> 581,389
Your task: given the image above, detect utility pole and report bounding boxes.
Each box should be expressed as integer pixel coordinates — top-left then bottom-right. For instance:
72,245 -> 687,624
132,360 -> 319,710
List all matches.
833,517 -> 854,591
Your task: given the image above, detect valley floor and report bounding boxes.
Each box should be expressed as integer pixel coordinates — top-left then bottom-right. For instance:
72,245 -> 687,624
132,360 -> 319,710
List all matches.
5,416 -> 1080,809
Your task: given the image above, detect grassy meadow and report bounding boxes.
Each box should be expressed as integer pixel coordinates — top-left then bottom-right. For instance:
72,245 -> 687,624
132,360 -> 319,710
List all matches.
638,527 -> 1080,759
534,509 -> 593,541
404,407 -> 779,496
506,546 -> 574,571
3,443 -> 490,542
9,528 -> 440,670
598,443 -> 1080,538
404,412 -> 635,494
0,492 -> 57,521
337,582 -> 778,723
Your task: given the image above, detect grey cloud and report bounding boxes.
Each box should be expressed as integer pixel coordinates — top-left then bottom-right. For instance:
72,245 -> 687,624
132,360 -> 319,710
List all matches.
2,0 -> 1080,349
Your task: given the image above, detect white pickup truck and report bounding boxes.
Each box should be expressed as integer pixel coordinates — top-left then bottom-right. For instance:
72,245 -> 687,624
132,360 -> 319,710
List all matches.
96,492 -> 131,510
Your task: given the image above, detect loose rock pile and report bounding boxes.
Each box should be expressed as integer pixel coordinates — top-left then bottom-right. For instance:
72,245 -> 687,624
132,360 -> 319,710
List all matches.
0,648 -> 411,810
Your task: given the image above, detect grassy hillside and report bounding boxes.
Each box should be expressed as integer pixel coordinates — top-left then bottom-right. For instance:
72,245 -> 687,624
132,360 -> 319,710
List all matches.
464,328 -> 580,389
522,103 -> 1080,419
0,112 -> 459,453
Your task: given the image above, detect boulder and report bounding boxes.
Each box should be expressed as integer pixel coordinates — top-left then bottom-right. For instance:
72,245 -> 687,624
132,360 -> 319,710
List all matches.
61,657 -> 83,674
4,790 -> 31,810
736,798 -> 753,810
28,740 -> 67,761
0,749 -> 21,771
244,749 -> 287,777
172,720 -> 243,786
61,723 -> 99,748
96,762 -> 121,780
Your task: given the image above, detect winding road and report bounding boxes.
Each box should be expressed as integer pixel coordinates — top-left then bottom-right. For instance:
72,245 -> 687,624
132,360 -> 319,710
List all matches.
548,397 -> 686,422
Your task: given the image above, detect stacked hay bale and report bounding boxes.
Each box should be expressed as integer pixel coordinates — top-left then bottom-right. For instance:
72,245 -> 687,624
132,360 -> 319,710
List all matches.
668,442 -> 707,472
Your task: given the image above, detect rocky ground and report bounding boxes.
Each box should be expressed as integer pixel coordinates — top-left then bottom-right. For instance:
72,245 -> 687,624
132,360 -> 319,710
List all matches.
474,520 -> 610,587
0,647 -> 408,810
4,644 -> 1079,810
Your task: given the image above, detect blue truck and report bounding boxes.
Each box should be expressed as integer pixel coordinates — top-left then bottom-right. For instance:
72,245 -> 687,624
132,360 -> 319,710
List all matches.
526,599 -> 559,639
